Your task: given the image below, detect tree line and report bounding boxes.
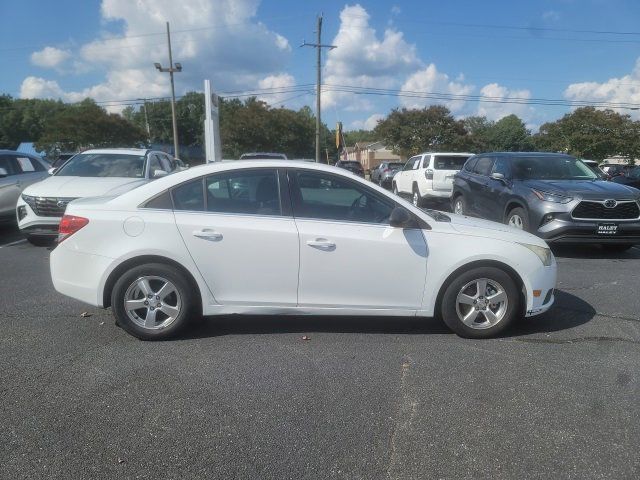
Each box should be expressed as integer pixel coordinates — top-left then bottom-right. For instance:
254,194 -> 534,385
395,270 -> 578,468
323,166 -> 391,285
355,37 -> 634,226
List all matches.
1,92 -> 639,163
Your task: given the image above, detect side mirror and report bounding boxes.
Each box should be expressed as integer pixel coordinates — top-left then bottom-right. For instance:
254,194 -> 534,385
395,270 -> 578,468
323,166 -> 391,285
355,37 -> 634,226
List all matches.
0,167 -> 8,178
389,206 -> 417,228
491,172 -> 506,182
48,167 -> 57,175
153,169 -> 168,178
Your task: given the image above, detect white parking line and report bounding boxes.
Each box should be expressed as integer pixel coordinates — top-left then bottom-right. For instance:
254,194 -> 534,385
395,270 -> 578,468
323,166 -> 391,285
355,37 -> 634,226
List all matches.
0,239 -> 27,248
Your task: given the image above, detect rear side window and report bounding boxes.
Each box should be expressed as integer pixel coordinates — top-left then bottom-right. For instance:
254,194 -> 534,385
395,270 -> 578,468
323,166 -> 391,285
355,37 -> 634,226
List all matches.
172,179 -> 205,211
14,155 -> 45,172
473,157 -> 495,176
144,191 -> 173,209
434,156 -> 470,170
205,169 -> 281,216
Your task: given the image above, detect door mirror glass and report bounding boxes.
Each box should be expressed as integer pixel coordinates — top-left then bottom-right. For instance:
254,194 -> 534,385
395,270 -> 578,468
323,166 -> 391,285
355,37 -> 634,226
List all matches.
0,167 -> 8,178
153,169 -> 168,178
389,206 -> 417,228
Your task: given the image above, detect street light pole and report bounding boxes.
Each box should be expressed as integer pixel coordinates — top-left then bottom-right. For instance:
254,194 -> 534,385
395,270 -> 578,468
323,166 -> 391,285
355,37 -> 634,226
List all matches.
137,98 -> 151,142
154,22 -> 182,159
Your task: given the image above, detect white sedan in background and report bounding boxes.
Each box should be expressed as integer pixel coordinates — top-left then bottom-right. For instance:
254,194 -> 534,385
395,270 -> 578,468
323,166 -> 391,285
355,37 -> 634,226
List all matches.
50,160 -> 556,340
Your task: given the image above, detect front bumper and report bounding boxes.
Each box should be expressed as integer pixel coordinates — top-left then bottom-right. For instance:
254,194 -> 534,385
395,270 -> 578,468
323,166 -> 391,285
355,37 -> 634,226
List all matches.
16,196 -> 62,237
522,260 -> 557,317
536,218 -> 640,244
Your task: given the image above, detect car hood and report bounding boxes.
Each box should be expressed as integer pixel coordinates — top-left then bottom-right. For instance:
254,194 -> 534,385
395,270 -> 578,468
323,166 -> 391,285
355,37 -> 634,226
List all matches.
521,179 -> 639,199
446,213 -> 548,247
22,176 -> 148,198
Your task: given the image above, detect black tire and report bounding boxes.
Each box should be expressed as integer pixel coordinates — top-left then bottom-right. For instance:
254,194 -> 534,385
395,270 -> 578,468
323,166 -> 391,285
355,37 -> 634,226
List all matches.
452,195 -> 466,215
392,182 -> 399,195
602,244 -> 633,253
26,235 -> 55,247
111,263 -> 197,340
440,266 -> 520,339
505,207 -> 530,232
412,184 -> 424,207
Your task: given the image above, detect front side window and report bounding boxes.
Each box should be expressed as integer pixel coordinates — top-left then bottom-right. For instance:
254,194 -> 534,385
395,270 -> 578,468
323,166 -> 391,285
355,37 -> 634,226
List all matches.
148,155 -> 164,176
473,157 -> 495,176
492,158 -> 511,178
463,157 -> 478,172
206,169 -> 281,216
403,157 -> 417,171
291,171 -> 394,224
0,155 -> 17,176
55,153 -> 146,178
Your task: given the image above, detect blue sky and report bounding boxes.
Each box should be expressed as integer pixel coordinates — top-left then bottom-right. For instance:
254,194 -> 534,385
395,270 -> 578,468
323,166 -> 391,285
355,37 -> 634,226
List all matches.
3,0 -> 640,131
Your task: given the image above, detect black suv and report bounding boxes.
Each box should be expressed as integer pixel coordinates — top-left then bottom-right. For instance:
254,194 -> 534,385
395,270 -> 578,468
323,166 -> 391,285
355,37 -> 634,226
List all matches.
451,152 -> 640,250
335,160 -> 365,177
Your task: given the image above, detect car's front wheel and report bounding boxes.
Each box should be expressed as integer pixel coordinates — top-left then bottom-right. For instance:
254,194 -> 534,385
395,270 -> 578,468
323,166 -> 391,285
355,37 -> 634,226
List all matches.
506,207 -> 529,231
412,185 -> 424,207
111,263 -> 196,340
440,266 -> 520,338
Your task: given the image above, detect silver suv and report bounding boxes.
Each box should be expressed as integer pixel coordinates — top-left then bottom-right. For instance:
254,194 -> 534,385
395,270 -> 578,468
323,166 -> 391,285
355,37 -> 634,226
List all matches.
0,151 -> 50,222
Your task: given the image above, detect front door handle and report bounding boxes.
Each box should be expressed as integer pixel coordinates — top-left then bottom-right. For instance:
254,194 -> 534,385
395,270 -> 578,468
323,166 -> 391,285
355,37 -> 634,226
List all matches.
306,238 -> 336,251
193,229 -> 223,241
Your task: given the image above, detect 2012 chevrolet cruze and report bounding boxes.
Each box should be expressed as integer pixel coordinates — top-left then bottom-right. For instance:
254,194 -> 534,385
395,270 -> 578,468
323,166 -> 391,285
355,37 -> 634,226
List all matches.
50,160 -> 556,340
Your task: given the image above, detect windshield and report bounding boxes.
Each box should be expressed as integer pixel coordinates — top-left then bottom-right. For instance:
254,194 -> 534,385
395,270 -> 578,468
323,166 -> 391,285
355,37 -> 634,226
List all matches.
56,153 -> 146,178
434,155 -> 471,170
511,156 -> 597,181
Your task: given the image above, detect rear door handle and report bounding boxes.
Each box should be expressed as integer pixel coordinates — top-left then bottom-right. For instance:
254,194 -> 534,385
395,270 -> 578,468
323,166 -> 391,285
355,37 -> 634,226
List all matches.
193,229 -> 223,241
306,239 -> 336,250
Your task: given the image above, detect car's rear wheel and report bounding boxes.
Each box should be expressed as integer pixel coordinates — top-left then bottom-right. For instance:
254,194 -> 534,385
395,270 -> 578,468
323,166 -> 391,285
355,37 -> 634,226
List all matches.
452,195 -> 465,215
440,266 -> 519,338
111,263 -> 196,340
506,207 -> 529,232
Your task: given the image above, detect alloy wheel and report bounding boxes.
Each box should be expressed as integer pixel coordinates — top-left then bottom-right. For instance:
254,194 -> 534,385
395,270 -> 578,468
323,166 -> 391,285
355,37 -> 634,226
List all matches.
124,276 -> 182,330
454,199 -> 463,215
413,192 -> 419,206
508,214 -> 524,229
455,278 -> 508,329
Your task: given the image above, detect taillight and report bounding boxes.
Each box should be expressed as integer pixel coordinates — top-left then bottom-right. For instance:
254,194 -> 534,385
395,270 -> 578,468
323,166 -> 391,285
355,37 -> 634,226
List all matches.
383,168 -> 390,173
58,215 -> 89,242
425,169 -> 434,180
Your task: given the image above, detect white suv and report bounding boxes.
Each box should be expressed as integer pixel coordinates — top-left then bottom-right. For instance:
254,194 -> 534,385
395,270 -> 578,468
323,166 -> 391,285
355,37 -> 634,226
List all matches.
17,148 -> 182,245
392,152 -> 474,207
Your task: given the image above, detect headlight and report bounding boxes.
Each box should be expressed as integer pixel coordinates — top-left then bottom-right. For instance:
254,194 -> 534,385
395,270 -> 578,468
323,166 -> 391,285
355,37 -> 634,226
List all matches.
518,243 -> 553,267
21,194 -> 37,209
531,189 -> 573,204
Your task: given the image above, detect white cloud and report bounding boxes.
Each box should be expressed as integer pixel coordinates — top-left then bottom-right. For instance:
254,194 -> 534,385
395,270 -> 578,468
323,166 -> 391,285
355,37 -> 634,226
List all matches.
400,64 -> 474,113
564,58 -> 640,117
22,0 -> 292,110
477,83 -> 534,121
349,113 -> 384,130
323,4 -> 421,111
20,76 -> 66,99
30,47 -> 71,69
257,73 -> 297,105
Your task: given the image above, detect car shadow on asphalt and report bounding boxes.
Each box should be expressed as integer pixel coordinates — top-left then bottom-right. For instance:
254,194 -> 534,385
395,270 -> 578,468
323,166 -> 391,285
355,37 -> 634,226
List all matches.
551,244 -> 640,259
178,289 -> 595,340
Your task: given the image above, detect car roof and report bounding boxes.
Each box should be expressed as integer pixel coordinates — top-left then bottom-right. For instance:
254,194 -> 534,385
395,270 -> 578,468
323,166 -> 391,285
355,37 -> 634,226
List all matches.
0,149 -> 39,156
480,152 -> 576,158
417,152 -> 475,156
79,148 -> 150,156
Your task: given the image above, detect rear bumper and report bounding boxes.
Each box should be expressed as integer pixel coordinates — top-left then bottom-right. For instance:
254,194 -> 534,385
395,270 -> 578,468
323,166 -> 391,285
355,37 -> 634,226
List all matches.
422,189 -> 453,199
50,243 -> 113,307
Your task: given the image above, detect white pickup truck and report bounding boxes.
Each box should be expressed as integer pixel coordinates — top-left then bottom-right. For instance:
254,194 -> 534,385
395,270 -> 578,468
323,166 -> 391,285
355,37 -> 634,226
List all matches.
392,152 -> 474,207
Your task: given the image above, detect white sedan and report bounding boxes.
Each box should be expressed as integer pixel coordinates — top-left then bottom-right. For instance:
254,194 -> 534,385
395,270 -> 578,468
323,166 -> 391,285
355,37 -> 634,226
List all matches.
50,160 -> 556,340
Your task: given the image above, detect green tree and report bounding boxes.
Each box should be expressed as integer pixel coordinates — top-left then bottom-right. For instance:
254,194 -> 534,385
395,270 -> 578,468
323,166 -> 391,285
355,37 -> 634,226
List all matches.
36,99 -> 146,153
484,114 -> 533,152
374,105 -> 467,157
0,96 -> 67,149
534,107 -> 639,162
461,116 -> 494,152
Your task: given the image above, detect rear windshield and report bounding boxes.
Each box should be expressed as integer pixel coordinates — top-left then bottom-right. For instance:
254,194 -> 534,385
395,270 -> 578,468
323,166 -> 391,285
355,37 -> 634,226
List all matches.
55,153 -> 146,178
387,163 -> 404,169
434,156 -> 471,170
511,156 -> 597,181
239,153 -> 286,160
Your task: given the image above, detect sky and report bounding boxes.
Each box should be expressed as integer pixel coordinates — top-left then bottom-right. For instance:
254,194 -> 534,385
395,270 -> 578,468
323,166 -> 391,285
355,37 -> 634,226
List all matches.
3,0 -> 640,132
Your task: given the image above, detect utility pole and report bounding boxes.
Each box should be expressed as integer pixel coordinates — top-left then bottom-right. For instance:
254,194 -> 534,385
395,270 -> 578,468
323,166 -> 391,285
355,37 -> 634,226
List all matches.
302,15 -> 336,163
154,22 -> 182,159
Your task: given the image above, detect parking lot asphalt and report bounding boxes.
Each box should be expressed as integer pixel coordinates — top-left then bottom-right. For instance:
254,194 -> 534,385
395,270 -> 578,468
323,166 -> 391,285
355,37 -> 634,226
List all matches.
1,227 -> 639,479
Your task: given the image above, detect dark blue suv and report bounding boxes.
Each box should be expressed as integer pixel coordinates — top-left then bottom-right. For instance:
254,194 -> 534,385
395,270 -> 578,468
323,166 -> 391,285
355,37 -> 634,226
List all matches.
451,152 -> 640,251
